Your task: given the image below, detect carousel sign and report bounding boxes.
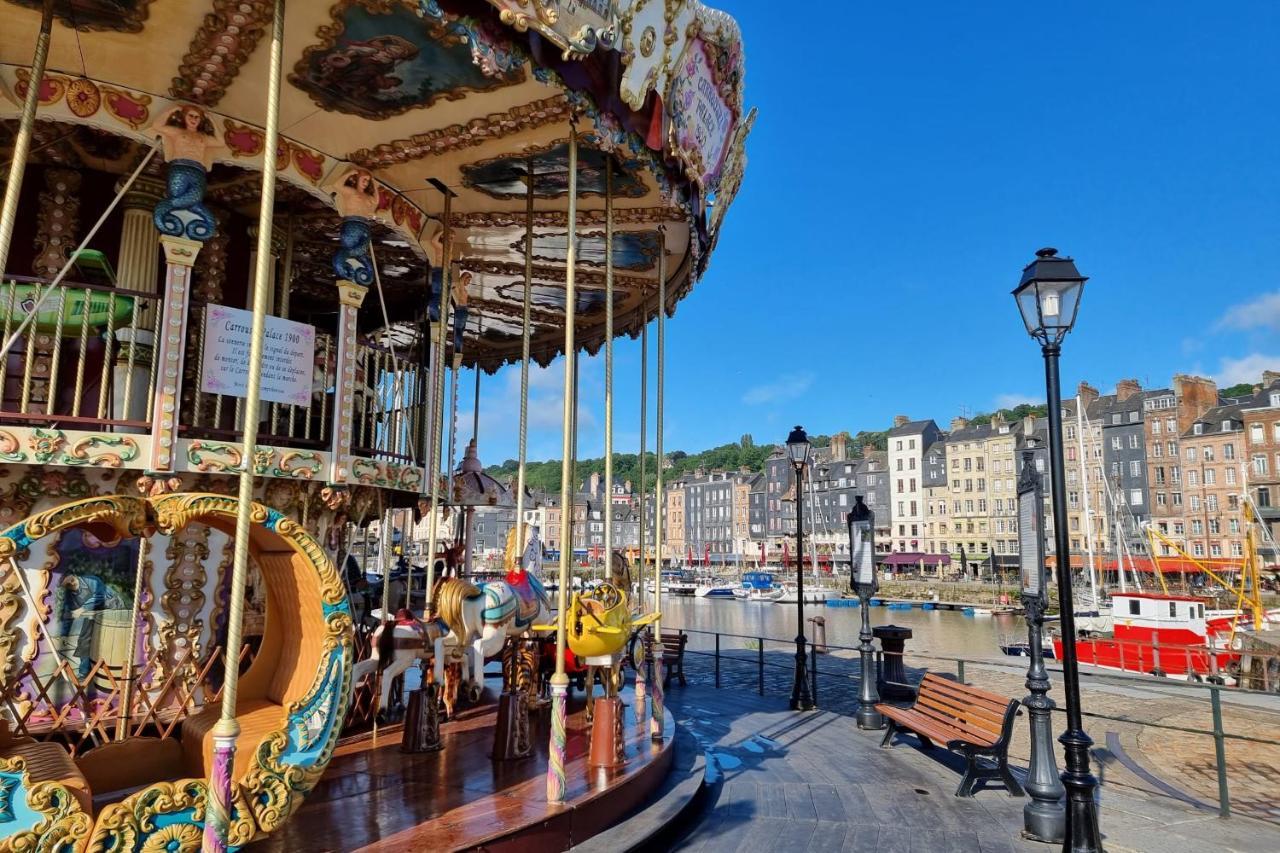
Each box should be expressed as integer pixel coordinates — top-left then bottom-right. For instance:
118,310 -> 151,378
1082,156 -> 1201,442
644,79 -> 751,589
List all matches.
666,36 -> 737,189
200,304 -> 316,406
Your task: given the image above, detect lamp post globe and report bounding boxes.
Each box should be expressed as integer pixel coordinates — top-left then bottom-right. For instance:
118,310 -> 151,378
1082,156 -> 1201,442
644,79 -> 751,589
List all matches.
1012,248 -> 1101,853
786,425 -> 814,711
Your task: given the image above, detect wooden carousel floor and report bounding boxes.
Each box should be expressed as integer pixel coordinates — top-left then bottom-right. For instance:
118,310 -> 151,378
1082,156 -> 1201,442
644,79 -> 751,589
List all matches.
250,687 -> 675,852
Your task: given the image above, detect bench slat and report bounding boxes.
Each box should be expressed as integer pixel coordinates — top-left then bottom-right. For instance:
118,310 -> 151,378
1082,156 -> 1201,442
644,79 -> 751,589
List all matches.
920,680 -> 1009,716
905,704 -> 997,746
914,693 -> 1004,737
920,673 -> 1011,710
880,707 -> 989,747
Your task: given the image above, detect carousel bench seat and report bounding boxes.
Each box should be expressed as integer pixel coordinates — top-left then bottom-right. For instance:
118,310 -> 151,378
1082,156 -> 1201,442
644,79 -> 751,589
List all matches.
0,738 -> 93,816
76,736 -> 184,798
181,699 -> 285,781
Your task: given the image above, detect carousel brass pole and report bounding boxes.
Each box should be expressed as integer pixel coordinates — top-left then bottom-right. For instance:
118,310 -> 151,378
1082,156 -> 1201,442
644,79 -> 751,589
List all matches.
603,159 -> 614,578
650,227 -> 666,742
424,190 -> 452,606
0,0 -> 54,280
547,117 -> 579,804
514,157 -> 533,559
634,294 -> 649,710
203,1 -> 284,850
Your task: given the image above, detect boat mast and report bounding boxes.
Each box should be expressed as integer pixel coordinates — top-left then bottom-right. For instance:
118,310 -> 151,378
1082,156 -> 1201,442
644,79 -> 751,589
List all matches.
1076,395 -> 1099,604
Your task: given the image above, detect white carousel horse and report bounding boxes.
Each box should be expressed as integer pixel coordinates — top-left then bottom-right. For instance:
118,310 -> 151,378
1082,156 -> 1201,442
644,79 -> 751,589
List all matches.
349,611 -> 467,718
430,571 -> 554,700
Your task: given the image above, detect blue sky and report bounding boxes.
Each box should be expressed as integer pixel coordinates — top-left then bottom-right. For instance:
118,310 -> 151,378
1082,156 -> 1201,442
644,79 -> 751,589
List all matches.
462,1 -> 1280,468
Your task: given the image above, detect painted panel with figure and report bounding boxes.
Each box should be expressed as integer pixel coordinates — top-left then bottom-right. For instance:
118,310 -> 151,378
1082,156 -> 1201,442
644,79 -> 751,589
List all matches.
462,143 -> 647,200
290,0 -> 525,120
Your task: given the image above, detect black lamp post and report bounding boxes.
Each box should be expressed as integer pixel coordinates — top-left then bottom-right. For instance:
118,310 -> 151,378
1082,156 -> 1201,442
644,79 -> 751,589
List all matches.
1017,437 -> 1065,842
1013,248 -> 1102,853
847,495 -> 884,729
786,425 -> 814,711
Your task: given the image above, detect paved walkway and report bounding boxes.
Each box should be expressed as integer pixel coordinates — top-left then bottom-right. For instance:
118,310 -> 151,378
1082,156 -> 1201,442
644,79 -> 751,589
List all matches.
665,682 -> 1279,852
671,634 -> 1280,827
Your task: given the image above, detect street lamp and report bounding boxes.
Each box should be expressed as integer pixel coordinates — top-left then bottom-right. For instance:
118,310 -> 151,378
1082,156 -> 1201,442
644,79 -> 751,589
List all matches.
786,425 -> 814,711
1012,247 -> 1101,853
1017,438 -> 1065,842
847,495 -> 884,729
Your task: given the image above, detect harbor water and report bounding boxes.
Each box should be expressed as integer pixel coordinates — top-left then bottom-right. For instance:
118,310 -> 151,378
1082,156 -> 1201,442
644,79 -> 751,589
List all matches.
659,595 -> 1021,662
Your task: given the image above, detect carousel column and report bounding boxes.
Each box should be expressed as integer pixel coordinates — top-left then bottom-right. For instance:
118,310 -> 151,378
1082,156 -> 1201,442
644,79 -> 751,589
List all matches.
328,280 -> 369,484
634,307 -> 649,714
113,177 -> 165,429
424,188 -> 453,604
547,119 -> 580,804
203,0 -> 284,849
651,229 -> 666,743
148,236 -> 203,471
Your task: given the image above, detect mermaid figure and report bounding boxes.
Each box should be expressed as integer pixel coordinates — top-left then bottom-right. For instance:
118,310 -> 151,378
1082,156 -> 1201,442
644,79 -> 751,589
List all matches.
329,168 -> 379,285
150,105 -> 222,241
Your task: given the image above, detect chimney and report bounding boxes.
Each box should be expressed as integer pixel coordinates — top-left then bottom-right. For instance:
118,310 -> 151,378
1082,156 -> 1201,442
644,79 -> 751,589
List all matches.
588,470 -> 601,496
623,479 -> 632,493
863,443 -> 876,459
1264,370 -> 1280,388
893,414 -> 909,428
950,416 -> 969,431
1174,374 -> 1218,425
1077,381 -> 1099,409
1115,378 -> 1141,402
1022,414 -> 1035,437
831,431 -> 848,462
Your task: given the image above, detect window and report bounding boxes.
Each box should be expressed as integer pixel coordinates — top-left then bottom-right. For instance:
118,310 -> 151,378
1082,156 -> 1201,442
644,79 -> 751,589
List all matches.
1187,470 -> 1198,487
1129,434 -> 1139,449
1232,542 -> 1244,557
1129,460 -> 1141,476
1174,522 -> 1185,536
1193,423 -> 1203,436
1166,418 -> 1175,433
1193,542 -> 1205,557
1253,454 -> 1269,476
1129,600 -> 1141,616
1169,602 -> 1178,618
1167,441 -> 1176,456
1173,492 -> 1183,506
1111,461 -> 1121,476
1226,467 -> 1236,485
1209,518 -> 1220,534
1111,436 -> 1121,450
1191,519 -> 1203,535
1190,495 -> 1201,511
1129,411 -> 1139,423
1130,489 -> 1142,506
1153,443 -> 1162,458
1275,422 -> 1280,442
1153,420 -> 1162,435
1258,488 -> 1271,508
1250,424 -> 1265,445
1186,447 -> 1197,461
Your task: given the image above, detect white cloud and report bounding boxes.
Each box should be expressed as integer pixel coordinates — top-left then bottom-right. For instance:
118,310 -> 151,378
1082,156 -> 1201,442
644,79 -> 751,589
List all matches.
742,372 -> 814,406
1213,353 -> 1280,387
1214,291 -> 1280,332
994,393 -> 1039,410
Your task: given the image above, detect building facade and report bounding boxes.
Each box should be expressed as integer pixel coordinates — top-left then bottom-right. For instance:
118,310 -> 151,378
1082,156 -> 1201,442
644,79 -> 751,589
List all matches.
887,416 -> 942,553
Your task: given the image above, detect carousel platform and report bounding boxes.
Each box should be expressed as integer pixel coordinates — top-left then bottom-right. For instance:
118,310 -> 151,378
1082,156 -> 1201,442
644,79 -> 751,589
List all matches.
250,686 -> 676,852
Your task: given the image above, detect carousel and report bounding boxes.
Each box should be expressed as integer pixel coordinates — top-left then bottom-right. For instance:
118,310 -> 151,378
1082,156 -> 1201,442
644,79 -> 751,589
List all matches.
0,0 -> 749,849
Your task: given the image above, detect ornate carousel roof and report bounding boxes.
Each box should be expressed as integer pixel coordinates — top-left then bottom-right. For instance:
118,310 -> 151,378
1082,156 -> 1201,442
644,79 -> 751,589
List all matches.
0,0 -> 752,371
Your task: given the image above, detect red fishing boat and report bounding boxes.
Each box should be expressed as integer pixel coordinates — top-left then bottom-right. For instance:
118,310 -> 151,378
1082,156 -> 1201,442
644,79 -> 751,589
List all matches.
1053,592 -> 1237,680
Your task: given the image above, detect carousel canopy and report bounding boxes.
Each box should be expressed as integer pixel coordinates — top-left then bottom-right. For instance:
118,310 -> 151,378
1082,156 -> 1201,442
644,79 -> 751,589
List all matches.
0,0 -> 751,372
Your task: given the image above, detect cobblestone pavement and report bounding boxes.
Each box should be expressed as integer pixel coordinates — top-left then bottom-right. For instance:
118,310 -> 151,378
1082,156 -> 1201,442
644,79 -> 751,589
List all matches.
669,639 -> 1280,832
666,682 -> 1279,853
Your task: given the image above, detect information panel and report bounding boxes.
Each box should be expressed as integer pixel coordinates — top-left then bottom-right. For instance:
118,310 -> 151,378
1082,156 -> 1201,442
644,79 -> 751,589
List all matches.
200,304 -> 315,407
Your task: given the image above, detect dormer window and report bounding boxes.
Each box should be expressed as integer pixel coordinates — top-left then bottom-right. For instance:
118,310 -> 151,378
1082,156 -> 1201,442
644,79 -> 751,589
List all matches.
1193,423 -> 1203,435
1272,393 -> 1280,407
1222,421 -> 1231,431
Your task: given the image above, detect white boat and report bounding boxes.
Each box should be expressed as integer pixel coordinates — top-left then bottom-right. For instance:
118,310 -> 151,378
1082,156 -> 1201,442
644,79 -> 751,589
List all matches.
694,580 -> 737,598
645,570 -> 698,597
733,571 -> 784,601
773,585 -> 841,604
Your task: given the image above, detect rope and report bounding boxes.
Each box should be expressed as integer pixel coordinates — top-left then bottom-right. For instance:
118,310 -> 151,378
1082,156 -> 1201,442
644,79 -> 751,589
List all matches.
205,3 -> 284,849
0,0 -> 54,291
547,117 -> 578,805
0,141 -> 160,365
651,225 -> 666,742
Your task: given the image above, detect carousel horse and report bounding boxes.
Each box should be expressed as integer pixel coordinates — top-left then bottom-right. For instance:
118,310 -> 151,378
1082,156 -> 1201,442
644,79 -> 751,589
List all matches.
429,526 -> 554,702
349,608 -> 464,719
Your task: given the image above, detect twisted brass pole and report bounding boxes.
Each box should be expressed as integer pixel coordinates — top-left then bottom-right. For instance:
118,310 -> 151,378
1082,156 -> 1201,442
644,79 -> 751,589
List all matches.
651,227 -> 666,742
547,118 -> 578,803
202,2 -> 284,849
514,157 -> 534,558
603,158 -> 614,572
0,0 -> 53,281
424,191 -> 452,607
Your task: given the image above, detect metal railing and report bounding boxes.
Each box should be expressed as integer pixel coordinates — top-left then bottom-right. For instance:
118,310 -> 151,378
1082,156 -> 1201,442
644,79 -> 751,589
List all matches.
0,276 -> 161,431
350,337 -> 427,465
186,323 -> 336,450
666,625 -> 1280,822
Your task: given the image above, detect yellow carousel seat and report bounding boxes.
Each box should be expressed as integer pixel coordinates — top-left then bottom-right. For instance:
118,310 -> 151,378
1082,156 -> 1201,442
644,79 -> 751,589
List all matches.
0,721 -> 93,816
180,551 -> 326,781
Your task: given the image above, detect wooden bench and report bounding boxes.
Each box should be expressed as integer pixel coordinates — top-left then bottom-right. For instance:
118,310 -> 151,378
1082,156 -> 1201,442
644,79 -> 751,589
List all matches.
876,672 -> 1024,798
646,631 -> 688,688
